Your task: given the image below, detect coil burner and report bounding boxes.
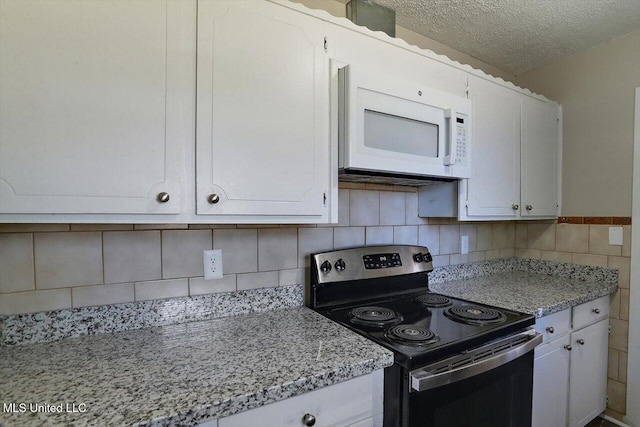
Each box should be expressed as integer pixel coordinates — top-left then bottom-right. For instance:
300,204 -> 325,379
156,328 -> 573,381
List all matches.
385,325 -> 438,346
349,306 -> 403,327
444,305 -> 507,326
416,294 -> 453,308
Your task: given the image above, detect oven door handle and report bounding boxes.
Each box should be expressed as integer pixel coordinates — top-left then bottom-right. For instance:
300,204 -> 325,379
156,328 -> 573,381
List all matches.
410,330 -> 542,392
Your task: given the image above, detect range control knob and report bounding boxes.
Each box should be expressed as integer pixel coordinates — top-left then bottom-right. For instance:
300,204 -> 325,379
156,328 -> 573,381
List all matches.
423,253 -> 433,263
334,259 -> 346,272
320,260 -> 332,274
413,253 -> 424,263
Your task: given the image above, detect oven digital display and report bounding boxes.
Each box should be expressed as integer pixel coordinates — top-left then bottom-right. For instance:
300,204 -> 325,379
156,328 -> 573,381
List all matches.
363,253 -> 401,269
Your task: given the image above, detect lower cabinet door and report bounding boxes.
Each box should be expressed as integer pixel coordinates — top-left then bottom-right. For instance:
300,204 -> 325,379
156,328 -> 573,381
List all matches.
568,319 -> 609,427
532,335 -> 571,427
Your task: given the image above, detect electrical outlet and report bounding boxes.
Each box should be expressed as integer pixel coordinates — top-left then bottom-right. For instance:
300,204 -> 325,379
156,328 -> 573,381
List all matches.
609,227 -> 623,246
461,235 -> 469,255
203,249 -> 223,280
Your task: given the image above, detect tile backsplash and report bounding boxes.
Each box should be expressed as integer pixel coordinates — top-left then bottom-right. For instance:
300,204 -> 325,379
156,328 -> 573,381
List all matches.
0,186 -> 517,316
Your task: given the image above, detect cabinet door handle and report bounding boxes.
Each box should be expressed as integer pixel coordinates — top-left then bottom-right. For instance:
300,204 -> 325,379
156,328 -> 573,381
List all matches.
512,204 -> 519,210
302,413 -> 316,426
577,339 -> 585,345
592,308 -> 600,314
157,192 -> 170,203
526,204 -> 533,211
546,326 -> 554,333
564,345 -> 572,351
208,194 -> 220,204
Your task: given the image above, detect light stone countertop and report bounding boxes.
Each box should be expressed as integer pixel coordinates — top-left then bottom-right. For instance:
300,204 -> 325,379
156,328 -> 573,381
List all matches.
430,270 -> 618,317
0,307 -> 393,427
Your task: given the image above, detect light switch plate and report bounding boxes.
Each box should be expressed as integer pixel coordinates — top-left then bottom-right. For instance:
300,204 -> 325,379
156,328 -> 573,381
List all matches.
609,227 -> 623,246
461,235 -> 469,254
203,249 -> 223,280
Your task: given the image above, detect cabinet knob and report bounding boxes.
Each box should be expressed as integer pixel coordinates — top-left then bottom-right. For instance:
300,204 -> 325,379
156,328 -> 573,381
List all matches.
564,344 -> 572,351
157,192 -> 170,203
546,326 -> 554,334
302,413 -> 316,427
512,204 -> 519,211
208,194 -> 220,204
577,339 -> 585,345
592,308 -> 600,314
526,205 -> 533,211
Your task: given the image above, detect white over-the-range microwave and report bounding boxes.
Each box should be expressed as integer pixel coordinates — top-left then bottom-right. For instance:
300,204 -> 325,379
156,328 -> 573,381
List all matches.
337,64 -> 472,185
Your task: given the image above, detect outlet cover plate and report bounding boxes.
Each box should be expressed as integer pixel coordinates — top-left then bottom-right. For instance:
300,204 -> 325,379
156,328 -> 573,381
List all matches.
204,249 -> 223,280
461,235 -> 469,254
609,227 -> 623,246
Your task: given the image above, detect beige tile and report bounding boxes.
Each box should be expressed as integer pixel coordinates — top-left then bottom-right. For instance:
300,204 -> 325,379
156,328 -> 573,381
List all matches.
188,275 -> 236,295
428,218 -> 450,225
366,227 -> 394,246
72,283 -> 134,308
0,224 -> 69,233
380,192 -> 405,226
431,255 -> 449,267
338,182 -> 366,190
571,253 -> 608,267
527,224 -> 556,251
468,251 -> 486,262
298,228 -> 333,267
405,193 -> 428,225
188,224 -> 237,229
70,224 -> 133,231
620,289 -> 629,320
213,229 -> 257,274
515,224 -> 527,249
162,230 -> 212,279
608,256 -> 630,289
258,228 -> 297,271
589,225 -> 622,256
333,227 -> 365,249
516,248 -> 541,259
622,225 -> 631,257
607,379 -> 626,414
393,226 -> 418,245
278,268 -> 305,287
619,351 -> 628,384
450,254 -> 469,265
500,248 -> 515,258
418,225 -> 440,255
0,234 -> 35,293
34,232 -> 103,289
555,224 -> 589,253
104,231 -> 161,284
459,224 -> 477,253
134,224 -> 189,230
349,190 -> 379,226
608,349 -> 619,380
485,249 -> 502,260
237,271 -> 278,290
477,224 -> 493,251
134,278 -> 188,301
0,289 -> 71,315
365,183 -> 393,191
237,224 -> 280,229
540,251 -> 572,263
609,318 -> 628,351
337,189 -> 350,227
610,290 -> 621,319
493,223 -> 514,249
439,225 -> 460,255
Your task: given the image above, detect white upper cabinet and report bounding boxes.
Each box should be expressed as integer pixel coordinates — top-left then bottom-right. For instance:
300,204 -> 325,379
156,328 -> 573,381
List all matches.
521,97 -> 560,218
196,0 -> 331,219
462,75 -> 521,219
0,0 -> 195,215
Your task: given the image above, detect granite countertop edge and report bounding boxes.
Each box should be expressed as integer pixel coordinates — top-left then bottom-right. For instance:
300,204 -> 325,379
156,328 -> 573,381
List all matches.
532,284 -> 619,317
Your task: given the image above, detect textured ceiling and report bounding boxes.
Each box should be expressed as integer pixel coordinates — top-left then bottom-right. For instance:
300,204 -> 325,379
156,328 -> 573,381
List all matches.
355,0 -> 640,75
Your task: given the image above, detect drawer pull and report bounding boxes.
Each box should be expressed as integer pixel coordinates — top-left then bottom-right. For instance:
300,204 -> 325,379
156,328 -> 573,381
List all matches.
157,192 -> 170,203
302,413 -> 316,427
564,345 -> 572,351
577,339 -> 585,345
546,327 -> 554,333
592,308 -> 600,314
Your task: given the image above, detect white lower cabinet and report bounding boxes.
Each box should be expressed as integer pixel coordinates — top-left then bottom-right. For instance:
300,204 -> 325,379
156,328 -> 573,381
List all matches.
533,296 -> 610,427
202,371 -> 383,427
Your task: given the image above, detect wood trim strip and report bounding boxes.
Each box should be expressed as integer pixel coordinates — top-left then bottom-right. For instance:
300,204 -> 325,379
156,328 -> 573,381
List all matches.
558,216 -> 632,225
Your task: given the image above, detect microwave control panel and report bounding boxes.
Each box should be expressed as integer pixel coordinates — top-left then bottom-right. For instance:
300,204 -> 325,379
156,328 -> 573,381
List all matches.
454,114 -> 468,166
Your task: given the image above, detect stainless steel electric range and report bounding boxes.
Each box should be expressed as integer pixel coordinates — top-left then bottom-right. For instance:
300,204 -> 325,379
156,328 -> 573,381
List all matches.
309,245 -> 542,427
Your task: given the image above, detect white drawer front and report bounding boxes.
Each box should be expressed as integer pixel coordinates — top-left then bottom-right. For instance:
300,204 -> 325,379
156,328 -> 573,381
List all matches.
535,309 -> 571,343
218,371 -> 383,427
572,296 -> 610,330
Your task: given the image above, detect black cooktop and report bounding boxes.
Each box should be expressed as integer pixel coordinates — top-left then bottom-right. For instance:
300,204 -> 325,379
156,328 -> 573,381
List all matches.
317,291 -> 534,370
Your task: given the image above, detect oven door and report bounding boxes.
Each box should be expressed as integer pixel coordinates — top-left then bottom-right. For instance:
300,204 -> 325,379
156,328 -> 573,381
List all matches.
405,330 -> 542,427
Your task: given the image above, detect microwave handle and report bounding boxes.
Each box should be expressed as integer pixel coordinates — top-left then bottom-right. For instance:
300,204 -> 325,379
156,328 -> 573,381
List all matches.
443,108 -> 456,166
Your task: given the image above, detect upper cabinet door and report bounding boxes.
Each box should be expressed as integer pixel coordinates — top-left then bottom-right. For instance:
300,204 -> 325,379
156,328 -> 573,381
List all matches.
521,97 -> 559,218
196,0 -> 330,218
0,0 -> 194,214
463,76 -> 521,218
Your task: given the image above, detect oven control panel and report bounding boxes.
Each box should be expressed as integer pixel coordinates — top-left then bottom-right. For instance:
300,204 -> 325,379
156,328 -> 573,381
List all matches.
363,253 -> 401,269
